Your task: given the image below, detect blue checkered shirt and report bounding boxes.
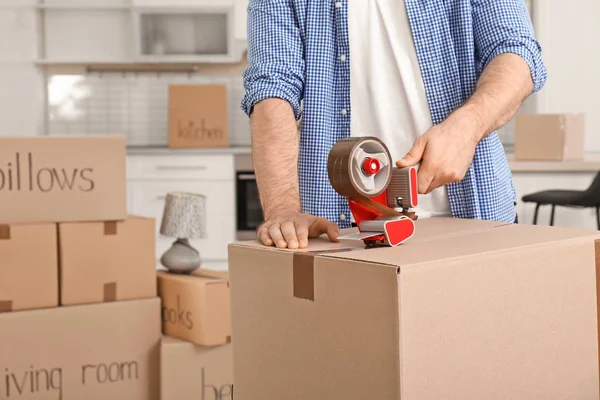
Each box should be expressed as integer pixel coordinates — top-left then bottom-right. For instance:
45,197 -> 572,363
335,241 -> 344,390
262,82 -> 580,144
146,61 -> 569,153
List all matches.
241,0 -> 547,228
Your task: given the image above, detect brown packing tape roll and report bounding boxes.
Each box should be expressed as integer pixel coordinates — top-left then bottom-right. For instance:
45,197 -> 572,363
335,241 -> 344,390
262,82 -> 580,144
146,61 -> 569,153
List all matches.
327,137 -> 392,198
0,225 -> 10,240
104,221 -> 118,235
104,282 -> 117,302
292,248 -> 365,301
0,301 -> 12,312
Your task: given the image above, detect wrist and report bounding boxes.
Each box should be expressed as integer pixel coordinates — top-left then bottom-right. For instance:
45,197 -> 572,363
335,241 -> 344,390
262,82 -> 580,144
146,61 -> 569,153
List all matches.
446,103 -> 487,145
264,202 -> 302,220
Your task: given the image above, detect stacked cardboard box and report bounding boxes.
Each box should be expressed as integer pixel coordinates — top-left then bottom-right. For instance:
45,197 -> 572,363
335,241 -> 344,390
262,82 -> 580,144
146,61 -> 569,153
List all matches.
0,136 -> 161,400
157,269 -> 234,399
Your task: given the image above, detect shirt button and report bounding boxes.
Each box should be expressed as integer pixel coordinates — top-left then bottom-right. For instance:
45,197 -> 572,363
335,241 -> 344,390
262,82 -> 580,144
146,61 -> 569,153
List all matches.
339,54 -> 346,62
340,214 -> 346,221
335,1 -> 342,7
340,108 -> 347,115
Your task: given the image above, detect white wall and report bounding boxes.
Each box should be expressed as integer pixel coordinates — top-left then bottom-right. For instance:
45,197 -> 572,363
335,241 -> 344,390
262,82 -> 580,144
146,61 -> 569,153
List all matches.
534,0 -> 600,153
0,2 -> 45,137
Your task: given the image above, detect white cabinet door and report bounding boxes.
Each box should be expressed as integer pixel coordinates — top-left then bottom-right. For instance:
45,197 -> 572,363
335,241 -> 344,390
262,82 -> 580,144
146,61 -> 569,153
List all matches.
234,0 -> 248,40
513,172 -> 598,229
129,180 -> 235,261
132,0 -> 234,6
127,154 -> 234,181
44,9 -> 131,62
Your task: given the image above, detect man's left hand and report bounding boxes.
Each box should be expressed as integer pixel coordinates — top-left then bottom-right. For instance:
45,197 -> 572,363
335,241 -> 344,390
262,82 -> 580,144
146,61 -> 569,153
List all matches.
395,114 -> 481,194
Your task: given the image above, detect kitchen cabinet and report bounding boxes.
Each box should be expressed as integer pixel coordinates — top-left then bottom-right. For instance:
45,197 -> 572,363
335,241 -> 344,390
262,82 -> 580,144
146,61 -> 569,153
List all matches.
132,6 -> 237,63
132,0 -> 233,6
39,0 -> 129,7
126,153 -> 236,267
35,1 -> 247,64
43,9 -> 132,62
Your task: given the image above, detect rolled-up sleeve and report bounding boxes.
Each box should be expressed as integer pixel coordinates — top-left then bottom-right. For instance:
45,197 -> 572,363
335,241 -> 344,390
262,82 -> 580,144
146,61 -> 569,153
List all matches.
241,0 -> 305,120
472,0 -> 547,93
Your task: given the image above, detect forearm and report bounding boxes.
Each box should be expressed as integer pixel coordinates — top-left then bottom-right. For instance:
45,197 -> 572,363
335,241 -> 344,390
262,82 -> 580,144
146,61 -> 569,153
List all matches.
250,98 -> 301,219
448,53 -> 534,142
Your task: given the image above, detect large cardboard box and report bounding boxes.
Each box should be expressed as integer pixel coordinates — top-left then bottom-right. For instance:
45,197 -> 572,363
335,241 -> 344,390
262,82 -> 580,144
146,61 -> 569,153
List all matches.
229,217 -> 600,400
59,216 -> 157,306
0,223 -> 58,312
168,84 -> 228,149
0,136 -> 126,224
160,336 -> 233,400
514,113 -> 585,161
0,298 -> 161,400
157,269 -> 231,346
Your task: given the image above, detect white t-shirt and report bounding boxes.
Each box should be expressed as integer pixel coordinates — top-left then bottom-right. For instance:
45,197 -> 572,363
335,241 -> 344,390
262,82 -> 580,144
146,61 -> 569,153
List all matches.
348,0 -> 451,219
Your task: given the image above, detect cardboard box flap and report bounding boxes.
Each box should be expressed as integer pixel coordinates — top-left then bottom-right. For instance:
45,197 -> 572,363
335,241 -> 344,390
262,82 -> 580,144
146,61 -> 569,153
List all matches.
325,223 -> 600,270
230,233 -> 367,253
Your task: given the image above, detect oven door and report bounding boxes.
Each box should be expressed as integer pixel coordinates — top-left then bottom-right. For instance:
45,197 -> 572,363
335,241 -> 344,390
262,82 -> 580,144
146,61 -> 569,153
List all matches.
236,171 -> 264,240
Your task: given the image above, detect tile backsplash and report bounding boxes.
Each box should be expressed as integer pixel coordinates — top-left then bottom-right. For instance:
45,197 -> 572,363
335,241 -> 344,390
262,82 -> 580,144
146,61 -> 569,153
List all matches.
46,72 -> 250,147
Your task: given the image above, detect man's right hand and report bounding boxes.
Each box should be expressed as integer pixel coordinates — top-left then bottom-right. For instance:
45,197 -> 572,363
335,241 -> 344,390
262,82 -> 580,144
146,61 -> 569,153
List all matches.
257,211 -> 340,249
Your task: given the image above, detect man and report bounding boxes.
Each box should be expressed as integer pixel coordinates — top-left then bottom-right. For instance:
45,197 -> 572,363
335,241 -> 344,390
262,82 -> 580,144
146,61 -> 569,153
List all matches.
242,0 -> 547,249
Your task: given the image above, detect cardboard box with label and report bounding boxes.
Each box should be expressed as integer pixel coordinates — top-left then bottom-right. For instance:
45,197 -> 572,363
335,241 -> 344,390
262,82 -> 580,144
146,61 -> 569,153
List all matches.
514,113 -> 585,161
157,269 -> 231,346
229,217 -> 600,400
0,223 -> 58,312
0,298 -> 160,400
0,136 -> 127,224
168,84 -> 229,149
58,216 -> 157,306
161,336 -> 233,400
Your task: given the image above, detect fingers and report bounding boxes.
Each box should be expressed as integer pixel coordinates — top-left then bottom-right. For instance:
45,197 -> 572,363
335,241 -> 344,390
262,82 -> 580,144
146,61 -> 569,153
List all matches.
396,137 -> 426,168
295,219 -> 309,248
281,220 -> 299,249
309,218 -> 340,242
268,224 -> 287,248
416,161 -> 435,194
257,223 -> 273,246
258,214 -> 339,249
326,222 -> 340,243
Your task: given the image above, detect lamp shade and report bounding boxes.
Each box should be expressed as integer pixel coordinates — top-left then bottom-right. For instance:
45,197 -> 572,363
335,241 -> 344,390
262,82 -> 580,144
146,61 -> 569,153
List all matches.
159,192 -> 207,239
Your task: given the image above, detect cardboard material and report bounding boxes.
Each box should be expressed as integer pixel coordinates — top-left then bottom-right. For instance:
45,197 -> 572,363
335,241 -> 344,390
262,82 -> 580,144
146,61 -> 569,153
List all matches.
160,336 -> 233,400
229,217 -> 600,400
0,223 -> 58,312
0,136 -> 126,224
157,269 -> 231,346
514,113 -> 585,161
59,216 -> 157,306
168,85 -> 228,148
0,298 -> 161,400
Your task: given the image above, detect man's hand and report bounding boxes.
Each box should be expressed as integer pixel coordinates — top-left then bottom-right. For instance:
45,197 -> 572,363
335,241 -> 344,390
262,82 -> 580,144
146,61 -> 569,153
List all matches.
257,211 -> 339,249
397,53 -> 535,194
396,114 -> 480,194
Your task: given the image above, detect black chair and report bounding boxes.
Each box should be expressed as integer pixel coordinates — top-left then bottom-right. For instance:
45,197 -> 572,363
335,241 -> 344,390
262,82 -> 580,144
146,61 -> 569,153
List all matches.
521,171 -> 600,228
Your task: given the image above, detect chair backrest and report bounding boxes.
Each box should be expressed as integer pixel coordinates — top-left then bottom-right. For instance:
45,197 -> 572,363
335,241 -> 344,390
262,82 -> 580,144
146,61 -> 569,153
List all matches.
584,171 -> 600,201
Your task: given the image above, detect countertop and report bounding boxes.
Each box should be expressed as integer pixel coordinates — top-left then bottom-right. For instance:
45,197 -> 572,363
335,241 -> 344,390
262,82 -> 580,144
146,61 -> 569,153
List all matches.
126,146 -> 600,173
506,153 -> 600,173
127,146 -> 252,156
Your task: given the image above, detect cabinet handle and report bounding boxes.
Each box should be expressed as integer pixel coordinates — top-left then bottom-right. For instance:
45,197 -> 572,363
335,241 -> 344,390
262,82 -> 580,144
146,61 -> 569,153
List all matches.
156,165 -> 207,171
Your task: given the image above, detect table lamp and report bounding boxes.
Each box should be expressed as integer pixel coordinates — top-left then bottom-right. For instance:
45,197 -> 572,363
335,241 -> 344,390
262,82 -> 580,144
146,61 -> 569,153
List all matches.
159,192 -> 206,274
